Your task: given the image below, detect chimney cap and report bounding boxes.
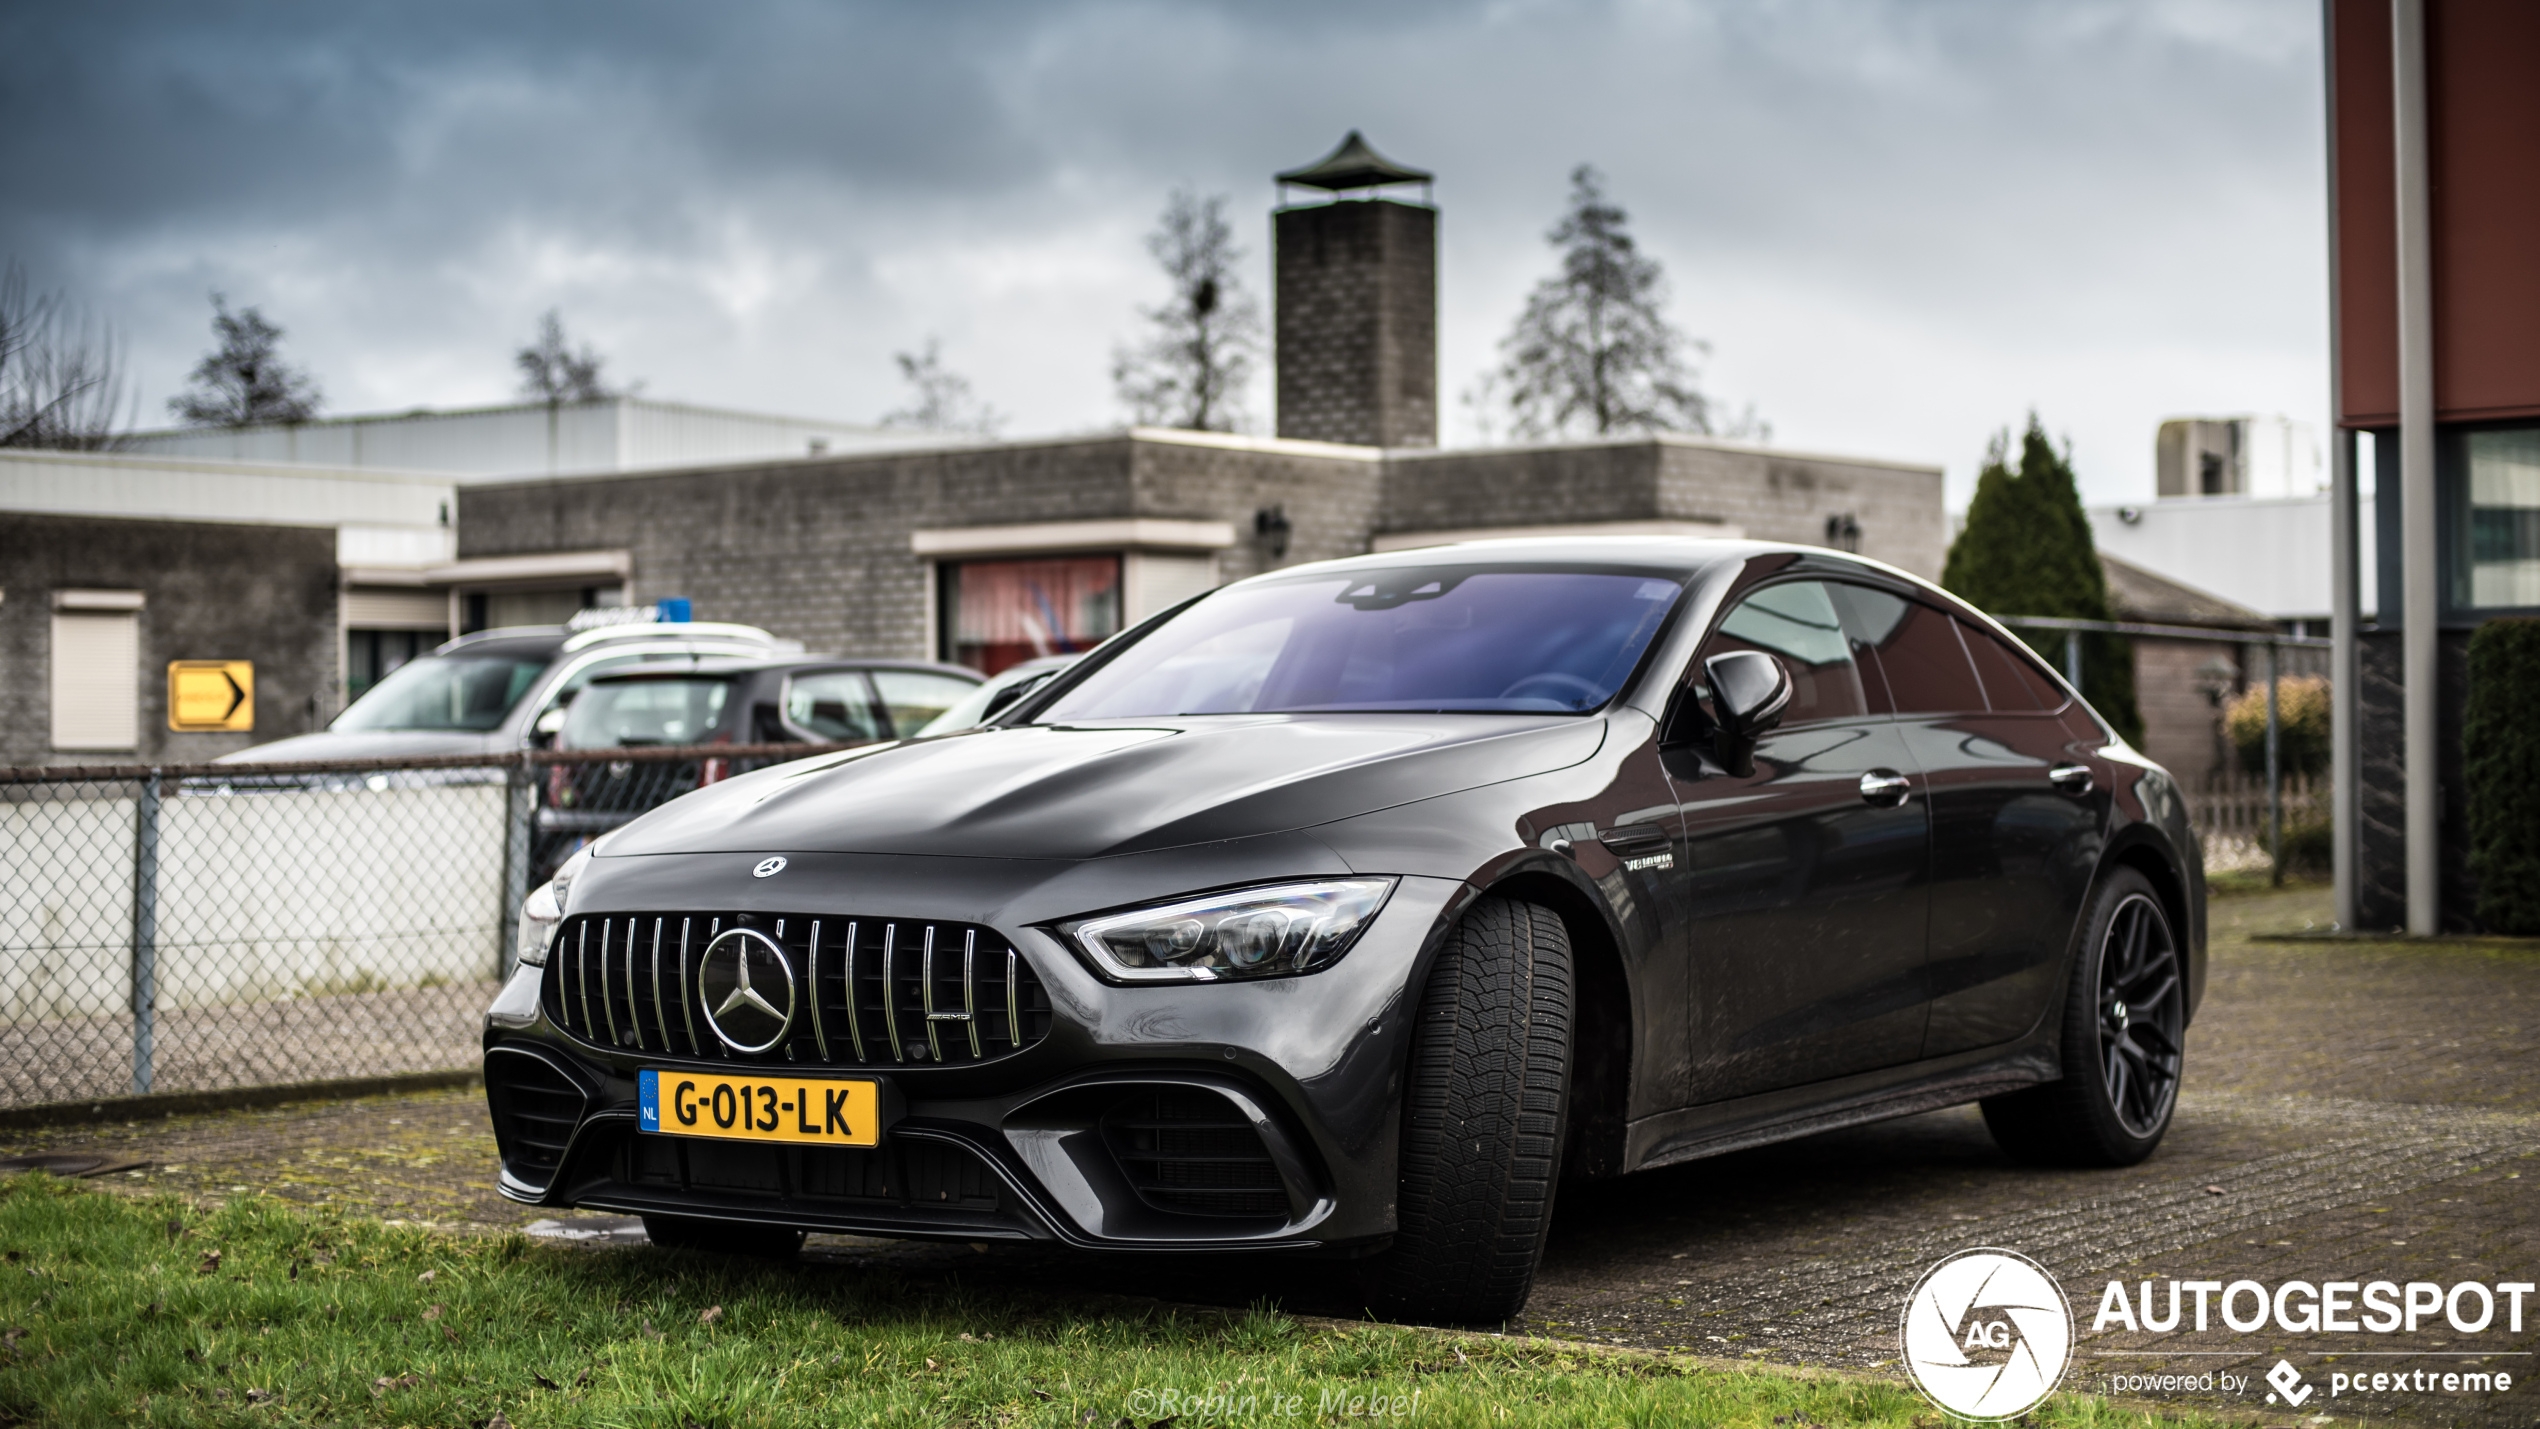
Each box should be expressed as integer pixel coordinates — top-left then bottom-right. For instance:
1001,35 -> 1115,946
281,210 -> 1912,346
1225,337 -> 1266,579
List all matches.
1276,130 -> 1432,192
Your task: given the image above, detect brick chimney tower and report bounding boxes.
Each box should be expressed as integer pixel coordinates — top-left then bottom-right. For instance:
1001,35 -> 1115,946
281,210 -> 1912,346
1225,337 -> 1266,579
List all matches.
1274,132 -> 1437,449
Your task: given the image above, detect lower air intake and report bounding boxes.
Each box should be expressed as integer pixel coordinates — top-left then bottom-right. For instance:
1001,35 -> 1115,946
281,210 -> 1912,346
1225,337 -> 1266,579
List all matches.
1101,1087 -> 1291,1220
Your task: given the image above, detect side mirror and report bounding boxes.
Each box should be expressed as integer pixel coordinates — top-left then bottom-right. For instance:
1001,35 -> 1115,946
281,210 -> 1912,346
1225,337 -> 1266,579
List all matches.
1702,650 -> 1792,777
534,706 -> 568,739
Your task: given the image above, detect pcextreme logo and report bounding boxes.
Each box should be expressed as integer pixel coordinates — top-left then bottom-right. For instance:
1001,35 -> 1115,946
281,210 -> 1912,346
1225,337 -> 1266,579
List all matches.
1902,1249 -> 2075,1420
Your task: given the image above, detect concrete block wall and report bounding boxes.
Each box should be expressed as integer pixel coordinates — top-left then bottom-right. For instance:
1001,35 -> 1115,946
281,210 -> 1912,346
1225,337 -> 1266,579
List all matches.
0,513 -> 339,766
459,432 -> 1386,661
1275,200 -> 1437,449
1379,437 -> 1948,580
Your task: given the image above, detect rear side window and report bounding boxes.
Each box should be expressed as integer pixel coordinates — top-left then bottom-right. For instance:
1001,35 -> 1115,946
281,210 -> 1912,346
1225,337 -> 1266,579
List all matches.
561,678 -> 733,748
785,671 -> 884,742
1700,581 -> 1868,725
1958,620 -> 2067,712
1830,585 -> 1986,715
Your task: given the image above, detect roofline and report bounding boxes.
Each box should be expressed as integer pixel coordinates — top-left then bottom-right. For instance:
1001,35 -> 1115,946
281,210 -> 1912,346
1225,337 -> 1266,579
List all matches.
0,445 -> 460,487
1388,431 -> 1945,476
120,393 -> 905,443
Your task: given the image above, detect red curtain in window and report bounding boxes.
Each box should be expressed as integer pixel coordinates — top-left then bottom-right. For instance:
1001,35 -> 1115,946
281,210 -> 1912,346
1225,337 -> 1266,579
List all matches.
945,556 -> 1122,674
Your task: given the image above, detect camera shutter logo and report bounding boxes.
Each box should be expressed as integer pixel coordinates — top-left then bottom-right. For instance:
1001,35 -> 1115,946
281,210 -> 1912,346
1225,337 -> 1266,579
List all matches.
1901,1249 -> 2073,1419
697,928 -> 796,1053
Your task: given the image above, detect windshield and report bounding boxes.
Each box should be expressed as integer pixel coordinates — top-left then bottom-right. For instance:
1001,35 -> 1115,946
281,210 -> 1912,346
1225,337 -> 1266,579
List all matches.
1037,565 -> 1686,720
562,678 -> 735,748
332,654 -> 548,732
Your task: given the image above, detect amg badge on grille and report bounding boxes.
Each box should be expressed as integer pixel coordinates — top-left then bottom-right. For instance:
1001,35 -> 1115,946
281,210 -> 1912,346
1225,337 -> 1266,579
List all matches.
697,927 -> 796,1053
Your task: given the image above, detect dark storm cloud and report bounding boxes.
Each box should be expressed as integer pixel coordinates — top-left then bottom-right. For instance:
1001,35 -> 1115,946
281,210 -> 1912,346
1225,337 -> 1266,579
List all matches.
0,1 -> 2326,501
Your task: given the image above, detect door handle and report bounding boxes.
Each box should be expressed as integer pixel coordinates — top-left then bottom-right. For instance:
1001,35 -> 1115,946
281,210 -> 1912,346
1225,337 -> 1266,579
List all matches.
1858,770 -> 1912,807
2049,763 -> 2095,796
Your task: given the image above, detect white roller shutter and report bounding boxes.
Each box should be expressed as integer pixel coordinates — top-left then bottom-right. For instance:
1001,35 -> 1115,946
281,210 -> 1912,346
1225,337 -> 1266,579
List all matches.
51,609 -> 140,750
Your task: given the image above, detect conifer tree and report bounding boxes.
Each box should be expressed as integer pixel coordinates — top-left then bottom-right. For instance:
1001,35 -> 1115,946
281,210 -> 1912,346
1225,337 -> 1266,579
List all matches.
1943,415 -> 2142,744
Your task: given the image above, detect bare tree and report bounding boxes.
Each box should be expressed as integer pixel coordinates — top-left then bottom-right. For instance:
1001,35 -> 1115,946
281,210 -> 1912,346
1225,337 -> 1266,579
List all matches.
1112,189 -> 1260,432
170,294 -> 321,426
882,338 -> 1003,436
514,309 -> 618,403
0,262 -> 134,449
1491,165 -> 1744,441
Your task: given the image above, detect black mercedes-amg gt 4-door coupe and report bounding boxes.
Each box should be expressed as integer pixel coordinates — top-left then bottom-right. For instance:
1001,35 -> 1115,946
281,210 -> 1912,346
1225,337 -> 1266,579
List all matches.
483,538 -> 2202,1324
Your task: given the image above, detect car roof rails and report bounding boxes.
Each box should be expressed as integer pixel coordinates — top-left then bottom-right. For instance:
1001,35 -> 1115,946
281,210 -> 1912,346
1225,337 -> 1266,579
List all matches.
559,621 -> 791,653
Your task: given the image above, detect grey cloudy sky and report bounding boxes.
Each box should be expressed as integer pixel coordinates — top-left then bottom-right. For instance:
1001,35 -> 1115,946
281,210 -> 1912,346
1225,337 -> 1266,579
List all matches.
1,0 -> 2329,507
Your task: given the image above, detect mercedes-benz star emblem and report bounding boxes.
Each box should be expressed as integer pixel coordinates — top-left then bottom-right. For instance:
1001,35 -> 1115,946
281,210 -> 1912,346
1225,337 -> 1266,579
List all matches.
697,927 -> 795,1054
752,856 -> 788,878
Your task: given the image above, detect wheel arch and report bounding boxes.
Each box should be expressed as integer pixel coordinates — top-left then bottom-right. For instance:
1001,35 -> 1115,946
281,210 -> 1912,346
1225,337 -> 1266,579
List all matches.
1475,867 -> 1633,1180
2099,827 -> 2202,1025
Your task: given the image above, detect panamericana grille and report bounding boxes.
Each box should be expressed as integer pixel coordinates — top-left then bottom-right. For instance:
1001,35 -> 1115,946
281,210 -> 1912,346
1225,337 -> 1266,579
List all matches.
1100,1088 -> 1291,1220
542,912 -> 1052,1067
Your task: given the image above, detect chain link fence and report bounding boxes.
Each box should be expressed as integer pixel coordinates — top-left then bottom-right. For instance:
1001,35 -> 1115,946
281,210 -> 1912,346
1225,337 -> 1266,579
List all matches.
0,743 -> 845,1110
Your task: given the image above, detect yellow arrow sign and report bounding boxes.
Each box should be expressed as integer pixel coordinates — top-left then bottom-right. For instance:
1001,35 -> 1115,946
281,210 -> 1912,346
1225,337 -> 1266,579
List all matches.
168,661 -> 254,732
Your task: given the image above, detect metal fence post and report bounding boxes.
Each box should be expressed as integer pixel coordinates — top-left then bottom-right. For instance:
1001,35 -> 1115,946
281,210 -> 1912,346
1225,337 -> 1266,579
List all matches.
498,758 -> 535,979
2265,641 -> 2283,886
2064,630 -> 2083,693
130,771 -> 161,1097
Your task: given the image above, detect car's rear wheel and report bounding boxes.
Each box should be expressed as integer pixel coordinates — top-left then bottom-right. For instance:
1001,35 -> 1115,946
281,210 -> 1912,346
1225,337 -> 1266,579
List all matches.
641,1214 -> 805,1258
1982,866 -> 2184,1166
1358,895 -> 1573,1325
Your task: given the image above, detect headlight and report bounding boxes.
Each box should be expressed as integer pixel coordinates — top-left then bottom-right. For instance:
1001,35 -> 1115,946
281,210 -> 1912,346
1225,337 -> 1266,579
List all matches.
1063,879 -> 1396,983
514,844 -> 595,969
515,881 -> 561,968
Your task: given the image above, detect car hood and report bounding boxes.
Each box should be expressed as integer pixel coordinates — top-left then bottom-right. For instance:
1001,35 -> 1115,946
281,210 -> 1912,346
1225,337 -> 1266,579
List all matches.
601,714 -> 1608,862
215,729 -> 505,764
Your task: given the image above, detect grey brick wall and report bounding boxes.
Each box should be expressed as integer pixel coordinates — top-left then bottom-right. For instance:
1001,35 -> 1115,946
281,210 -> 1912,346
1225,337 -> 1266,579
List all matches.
459,433 -> 1385,660
1379,437 -> 1948,580
1275,200 -> 1437,449
0,514 -> 339,766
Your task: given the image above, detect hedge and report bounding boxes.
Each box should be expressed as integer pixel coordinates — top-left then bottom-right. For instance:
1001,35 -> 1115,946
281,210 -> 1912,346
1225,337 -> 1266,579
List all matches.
2466,618 -> 2540,935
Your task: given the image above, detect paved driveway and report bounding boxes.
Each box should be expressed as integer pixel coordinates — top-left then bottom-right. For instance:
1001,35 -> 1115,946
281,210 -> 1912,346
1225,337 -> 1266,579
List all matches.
11,885 -> 2535,1423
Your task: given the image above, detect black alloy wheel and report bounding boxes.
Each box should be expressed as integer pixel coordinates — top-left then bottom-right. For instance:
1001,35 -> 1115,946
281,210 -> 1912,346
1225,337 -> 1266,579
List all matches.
2096,890 -> 2184,1138
1981,866 -> 2184,1166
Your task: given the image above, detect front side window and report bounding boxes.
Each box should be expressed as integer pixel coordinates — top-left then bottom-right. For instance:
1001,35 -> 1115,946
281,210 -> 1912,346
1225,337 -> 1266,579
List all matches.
1698,581 -> 1866,725
2454,427 -> 2540,610
332,654 -> 546,732
1038,565 -> 1685,720
560,678 -> 734,748
941,556 -> 1123,676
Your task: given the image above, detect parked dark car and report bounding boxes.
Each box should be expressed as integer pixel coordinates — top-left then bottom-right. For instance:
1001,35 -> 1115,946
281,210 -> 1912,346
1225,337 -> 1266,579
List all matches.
538,656 -> 983,874
483,539 -> 2203,1324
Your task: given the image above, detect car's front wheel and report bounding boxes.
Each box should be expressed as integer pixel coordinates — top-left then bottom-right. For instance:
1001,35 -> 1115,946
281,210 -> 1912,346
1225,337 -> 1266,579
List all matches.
641,1214 -> 805,1258
1358,895 -> 1574,1325
1982,866 -> 2185,1166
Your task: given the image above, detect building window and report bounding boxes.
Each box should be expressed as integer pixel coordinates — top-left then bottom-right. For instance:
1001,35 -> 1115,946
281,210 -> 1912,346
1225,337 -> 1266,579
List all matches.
938,555 -> 1121,675
347,628 -> 444,701
2454,427 -> 2540,611
50,593 -> 142,751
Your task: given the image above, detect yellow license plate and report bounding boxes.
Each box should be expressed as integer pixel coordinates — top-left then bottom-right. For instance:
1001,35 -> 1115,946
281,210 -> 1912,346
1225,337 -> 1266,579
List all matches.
638,1070 -> 882,1148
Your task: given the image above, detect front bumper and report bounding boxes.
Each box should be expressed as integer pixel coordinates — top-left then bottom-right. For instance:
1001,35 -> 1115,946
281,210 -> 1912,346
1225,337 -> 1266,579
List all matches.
482,861 -> 1461,1252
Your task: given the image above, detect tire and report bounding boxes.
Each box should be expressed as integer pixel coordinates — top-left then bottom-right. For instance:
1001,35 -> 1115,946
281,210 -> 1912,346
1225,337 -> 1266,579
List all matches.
1982,867 -> 2185,1167
640,1214 -> 806,1258
1358,896 -> 1574,1325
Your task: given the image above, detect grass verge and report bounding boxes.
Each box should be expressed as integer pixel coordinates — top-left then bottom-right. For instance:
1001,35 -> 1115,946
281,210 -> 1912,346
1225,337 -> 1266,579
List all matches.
0,1174 -> 2228,1428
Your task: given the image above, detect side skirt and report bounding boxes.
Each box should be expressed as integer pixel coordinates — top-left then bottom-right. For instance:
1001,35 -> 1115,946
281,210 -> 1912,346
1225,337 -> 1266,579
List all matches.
1624,1042 -> 2059,1173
